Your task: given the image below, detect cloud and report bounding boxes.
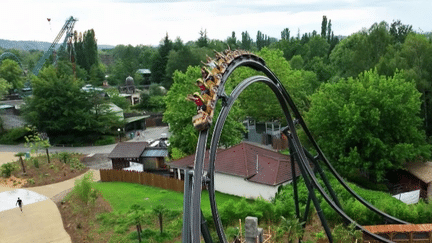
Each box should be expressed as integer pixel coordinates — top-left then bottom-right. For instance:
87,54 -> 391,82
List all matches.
1,0 -> 431,46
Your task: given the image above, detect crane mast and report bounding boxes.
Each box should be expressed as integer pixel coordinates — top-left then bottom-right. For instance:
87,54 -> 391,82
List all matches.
31,16 -> 77,76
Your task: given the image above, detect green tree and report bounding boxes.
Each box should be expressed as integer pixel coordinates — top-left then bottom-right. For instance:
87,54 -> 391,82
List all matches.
111,94 -> 130,111
0,59 -> 24,91
329,32 -> 370,78
240,31 -> 253,50
22,66 -> 120,142
302,35 -> 330,62
390,19 -> 413,44
321,15 -> 328,39
152,204 -> 168,234
128,204 -> 144,242
0,77 -> 12,99
227,31 -> 239,50
165,45 -> 209,89
163,66 -> 244,155
289,55 -> 304,70
25,131 -> 52,163
225,48 -> 318,121
197,29 -> 209,48
330,22 -> 392,78
256,30 -> 270,51
375,33 -> 432,136
151,33 -> 173,86
305,69 -> 431,181
74,29 -> 99,78
281,28 -> 290,40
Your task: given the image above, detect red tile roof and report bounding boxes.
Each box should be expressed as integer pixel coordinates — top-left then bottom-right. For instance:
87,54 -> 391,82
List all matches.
169,142 -> 300,186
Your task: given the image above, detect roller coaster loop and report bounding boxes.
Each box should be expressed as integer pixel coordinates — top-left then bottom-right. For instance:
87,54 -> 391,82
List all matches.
182,49 -> 409,243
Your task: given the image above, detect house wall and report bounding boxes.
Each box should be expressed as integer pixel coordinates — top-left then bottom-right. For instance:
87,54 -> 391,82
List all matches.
214,173 -> 287,201
143,158 -> 157,170
112,159 -> 131,170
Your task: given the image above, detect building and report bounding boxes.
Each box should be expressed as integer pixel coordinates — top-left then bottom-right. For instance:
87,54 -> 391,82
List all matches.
108,141 -> 169,173
243,118 -> 288,150
168,141 -> 300,200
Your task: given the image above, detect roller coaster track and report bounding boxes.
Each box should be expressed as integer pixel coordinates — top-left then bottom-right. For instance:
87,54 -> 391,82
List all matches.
184,50 -> 410,243
0,52 -> 25,71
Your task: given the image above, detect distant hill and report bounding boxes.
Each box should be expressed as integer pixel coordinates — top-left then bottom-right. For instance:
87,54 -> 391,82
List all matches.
0,39 -> 114,51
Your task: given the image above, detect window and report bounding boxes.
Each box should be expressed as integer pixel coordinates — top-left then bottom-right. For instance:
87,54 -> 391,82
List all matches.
413,232 -> 428,239
392,233 -> 408,240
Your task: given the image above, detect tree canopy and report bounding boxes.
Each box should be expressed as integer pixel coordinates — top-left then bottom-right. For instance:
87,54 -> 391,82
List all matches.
22,64 -> 121,143
163,66 -> 244,155
305,69 -> 431,181
0,59 -> 24,91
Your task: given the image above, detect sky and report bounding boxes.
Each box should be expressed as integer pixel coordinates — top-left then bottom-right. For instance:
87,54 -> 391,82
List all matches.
1,0 -> 431,47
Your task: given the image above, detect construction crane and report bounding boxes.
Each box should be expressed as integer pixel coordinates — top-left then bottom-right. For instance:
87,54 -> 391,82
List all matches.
31,16 -> 77,76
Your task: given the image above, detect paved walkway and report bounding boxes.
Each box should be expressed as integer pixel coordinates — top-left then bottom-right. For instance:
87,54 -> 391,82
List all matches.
0,169 -> 100,243
0,126 -> 170,154
0,152 -> 17,166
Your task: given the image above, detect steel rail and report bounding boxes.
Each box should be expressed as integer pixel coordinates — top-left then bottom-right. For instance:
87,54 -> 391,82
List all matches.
189,51 -> 407,242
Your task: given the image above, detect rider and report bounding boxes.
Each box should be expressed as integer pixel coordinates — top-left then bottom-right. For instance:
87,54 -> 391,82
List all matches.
186,92 -> 207,113
196,79 -> 210,96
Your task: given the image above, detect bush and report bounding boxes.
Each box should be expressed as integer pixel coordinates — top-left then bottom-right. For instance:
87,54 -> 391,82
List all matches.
94,136 -> 116,146
345,172 -> 389,192
0,127 -> 31,145
1,162 -> 15,177
58,152 -> 72,164
71,172 -> 98,204
70,158 -> 86,170
225,226 -> 240,241
31,158 -> 39,168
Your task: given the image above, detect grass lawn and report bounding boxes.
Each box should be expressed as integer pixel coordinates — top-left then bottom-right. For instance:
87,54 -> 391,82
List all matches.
92,181 -> 243,214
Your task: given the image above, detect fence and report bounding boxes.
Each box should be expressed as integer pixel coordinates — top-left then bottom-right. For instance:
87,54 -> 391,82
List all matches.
100,169 -> 184,193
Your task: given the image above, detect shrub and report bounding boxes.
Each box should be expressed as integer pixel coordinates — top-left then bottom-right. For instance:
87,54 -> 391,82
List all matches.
332,223 -> 362,243
58,152 -> 72,164
345,172 -> 389,192
72,172 -> 98,204
27,178 -> 35,185
0,127 -> 31,145
70,158 -> 86,170
94,136 -> 116,146
225,226 -> 240,241
31,158 -> 39,168
1,162 -> 15,177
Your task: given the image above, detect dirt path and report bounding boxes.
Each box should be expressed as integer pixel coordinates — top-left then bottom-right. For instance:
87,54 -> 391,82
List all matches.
0,169 -> 100,243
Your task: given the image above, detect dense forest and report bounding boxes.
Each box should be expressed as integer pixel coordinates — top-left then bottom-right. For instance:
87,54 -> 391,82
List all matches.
1,16 -> 432,182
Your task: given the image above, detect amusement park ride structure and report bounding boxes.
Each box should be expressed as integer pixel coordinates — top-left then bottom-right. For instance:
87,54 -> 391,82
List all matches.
183,49 -> 410,243
0,16 -> 77,78
31,16 -> 77,76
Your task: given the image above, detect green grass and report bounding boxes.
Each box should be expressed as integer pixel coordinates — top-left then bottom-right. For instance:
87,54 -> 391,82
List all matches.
92,181 -> 243,214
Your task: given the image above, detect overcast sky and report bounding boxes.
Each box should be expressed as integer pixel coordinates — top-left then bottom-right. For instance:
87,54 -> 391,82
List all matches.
1,0 -> 431,47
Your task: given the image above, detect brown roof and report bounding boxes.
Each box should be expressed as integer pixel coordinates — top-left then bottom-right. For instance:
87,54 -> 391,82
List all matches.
406,162 -> 432,184
363,224 -> 432,233
169,142 -> 300,186
108,142 -> 148,159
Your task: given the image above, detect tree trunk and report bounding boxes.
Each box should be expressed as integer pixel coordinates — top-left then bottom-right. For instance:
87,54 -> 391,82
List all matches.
159,214 -> 163,234
46,148 -> 50,163
136,224 -> 142,242
19,156 -> 26,174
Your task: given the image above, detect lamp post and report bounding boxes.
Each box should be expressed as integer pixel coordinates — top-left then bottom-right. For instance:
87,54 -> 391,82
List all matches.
118,128 -> 121,142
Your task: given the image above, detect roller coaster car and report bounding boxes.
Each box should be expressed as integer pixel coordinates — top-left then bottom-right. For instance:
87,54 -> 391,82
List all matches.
192,104 -> 214,130
191,48 -> 264,131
